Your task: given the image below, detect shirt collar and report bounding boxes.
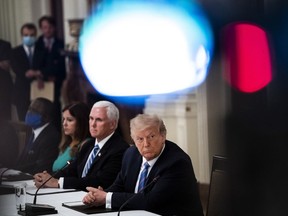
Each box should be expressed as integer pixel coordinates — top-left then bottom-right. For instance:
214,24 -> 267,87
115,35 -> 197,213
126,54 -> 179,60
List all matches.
32,123 -> 49,141
23,45 -> 34,53
142,143 -> 166,168
44,37 -> 55,44
95,132 -> 114,149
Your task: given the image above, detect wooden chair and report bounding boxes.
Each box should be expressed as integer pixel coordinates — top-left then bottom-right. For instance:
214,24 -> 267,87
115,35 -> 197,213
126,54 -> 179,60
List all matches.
206,155 -> 230,216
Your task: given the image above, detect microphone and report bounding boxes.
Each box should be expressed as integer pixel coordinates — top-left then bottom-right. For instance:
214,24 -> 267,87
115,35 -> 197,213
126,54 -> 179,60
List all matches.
23,161 -> 71,215
117,175 -> 160,216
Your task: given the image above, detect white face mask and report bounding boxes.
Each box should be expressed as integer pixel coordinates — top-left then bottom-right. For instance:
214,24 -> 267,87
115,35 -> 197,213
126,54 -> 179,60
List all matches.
22,36 -> 36,47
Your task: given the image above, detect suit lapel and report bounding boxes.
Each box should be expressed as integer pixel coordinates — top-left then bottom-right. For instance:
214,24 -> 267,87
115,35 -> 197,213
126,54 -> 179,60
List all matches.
88,135 -> 113,168
146,144 -> 168,183
19,47 -> 30,68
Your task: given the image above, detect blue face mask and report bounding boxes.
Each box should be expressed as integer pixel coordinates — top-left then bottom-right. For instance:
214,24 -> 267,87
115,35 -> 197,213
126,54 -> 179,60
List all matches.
25,112 -> 43,129
22,36 -> 36,47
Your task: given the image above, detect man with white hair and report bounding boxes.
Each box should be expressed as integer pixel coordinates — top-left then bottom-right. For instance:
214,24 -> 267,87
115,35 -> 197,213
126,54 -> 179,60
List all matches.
34,100 -> 129,191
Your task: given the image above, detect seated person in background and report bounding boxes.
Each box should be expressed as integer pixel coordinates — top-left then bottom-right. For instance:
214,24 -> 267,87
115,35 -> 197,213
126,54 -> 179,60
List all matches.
52,102 -> 90,172
82,114 -> 204,216
15,97 -> 60,174
34,101 -> 129,191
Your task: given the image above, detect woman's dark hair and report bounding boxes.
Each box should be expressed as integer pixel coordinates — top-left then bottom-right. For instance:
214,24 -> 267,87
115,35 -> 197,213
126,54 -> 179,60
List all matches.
59,102 -> 90,156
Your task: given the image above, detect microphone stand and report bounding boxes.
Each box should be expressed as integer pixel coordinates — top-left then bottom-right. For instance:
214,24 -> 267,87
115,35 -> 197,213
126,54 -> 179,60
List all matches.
117,175 -> 160,216
0,168 -> 15,195
0,168 -> 10,185
21,161 -> 71,215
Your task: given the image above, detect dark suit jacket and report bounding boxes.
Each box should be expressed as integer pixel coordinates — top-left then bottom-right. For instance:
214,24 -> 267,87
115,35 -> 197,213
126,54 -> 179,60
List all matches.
107,140 -> 204,216
0,39 -> 11,61
55,132 -> 129,191
16,123 -> 60,175
35,36 -> 66,102
10,45 -> 45,120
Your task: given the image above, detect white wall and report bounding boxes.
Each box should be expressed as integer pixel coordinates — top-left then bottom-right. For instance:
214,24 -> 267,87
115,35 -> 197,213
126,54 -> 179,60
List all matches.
63,0 -> 88,47
0,0 -> 50,46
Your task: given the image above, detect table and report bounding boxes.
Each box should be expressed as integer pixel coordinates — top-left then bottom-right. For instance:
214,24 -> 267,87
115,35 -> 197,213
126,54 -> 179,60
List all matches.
0,180 -> 159,216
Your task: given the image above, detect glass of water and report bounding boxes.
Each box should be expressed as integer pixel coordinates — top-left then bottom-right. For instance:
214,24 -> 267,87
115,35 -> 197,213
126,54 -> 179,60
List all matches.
15,183 -> 27,211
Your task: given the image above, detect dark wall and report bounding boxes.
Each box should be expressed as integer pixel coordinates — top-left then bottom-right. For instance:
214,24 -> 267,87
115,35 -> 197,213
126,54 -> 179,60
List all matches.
202,0 -> 288,215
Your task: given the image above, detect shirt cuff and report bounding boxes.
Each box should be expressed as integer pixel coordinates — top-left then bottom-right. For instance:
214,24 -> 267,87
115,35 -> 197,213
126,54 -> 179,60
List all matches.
105,192 -> 113,209
58,177 -> 64,189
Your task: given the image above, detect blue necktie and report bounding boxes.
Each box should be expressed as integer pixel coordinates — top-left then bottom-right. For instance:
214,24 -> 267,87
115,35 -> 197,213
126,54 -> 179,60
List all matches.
138,162 -> 150,192
82,145 -> 99,177
27,131 -> 35,154
28,47 -> 33,66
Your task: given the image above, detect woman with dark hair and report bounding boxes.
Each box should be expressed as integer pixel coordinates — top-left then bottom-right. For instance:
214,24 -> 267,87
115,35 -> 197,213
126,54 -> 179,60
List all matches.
52,102 -> 90,172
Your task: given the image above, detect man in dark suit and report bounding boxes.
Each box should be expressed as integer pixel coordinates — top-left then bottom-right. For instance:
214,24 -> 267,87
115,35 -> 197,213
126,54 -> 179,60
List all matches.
36,15 -> 66,130
10,23 -> 45,120
83,114 -> 204,216
33,101 -> 129,191
15,97 -> 60,174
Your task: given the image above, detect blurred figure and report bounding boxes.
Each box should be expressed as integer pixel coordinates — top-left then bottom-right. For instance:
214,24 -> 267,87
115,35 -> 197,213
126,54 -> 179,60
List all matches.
0,39 -> 13,120
82,114 -> 203,216
33,101 -> 129,191
36,15 -> 66,131
10,23 -> 45,121
52,102 -> 90,172
15,97 -> 60,174
0,115 -> 19,168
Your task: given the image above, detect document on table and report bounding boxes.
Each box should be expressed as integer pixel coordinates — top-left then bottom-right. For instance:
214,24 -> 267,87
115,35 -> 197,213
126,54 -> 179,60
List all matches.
62,201 -> 116,214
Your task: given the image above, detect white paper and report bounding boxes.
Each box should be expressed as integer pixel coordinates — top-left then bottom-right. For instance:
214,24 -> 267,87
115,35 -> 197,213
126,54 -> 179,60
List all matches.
30,80 -> 54,101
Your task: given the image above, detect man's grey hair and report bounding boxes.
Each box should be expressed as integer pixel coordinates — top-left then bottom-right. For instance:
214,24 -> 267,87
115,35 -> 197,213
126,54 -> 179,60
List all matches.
92,100 -> 119,124
130,114 -> 167,138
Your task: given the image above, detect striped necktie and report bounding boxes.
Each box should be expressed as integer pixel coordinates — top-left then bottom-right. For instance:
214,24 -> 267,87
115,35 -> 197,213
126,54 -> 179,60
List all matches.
82,144 -> 99,177
138,162 -> 150,192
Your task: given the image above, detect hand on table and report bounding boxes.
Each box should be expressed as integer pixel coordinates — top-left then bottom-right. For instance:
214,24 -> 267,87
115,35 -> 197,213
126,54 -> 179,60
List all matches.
82,186 -> 106,207
33,171 -> 59,188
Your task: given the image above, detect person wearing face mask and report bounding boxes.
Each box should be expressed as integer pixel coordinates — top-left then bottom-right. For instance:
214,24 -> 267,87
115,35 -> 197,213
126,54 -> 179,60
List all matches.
10,23 -> 46,121
14,97 -> 61,175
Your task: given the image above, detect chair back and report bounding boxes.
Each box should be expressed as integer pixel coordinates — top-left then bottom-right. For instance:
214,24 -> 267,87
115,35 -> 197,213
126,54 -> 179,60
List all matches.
206,155 -> 230,216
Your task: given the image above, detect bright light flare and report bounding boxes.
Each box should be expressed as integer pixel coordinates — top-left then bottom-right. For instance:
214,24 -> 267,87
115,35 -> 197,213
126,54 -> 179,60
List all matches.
222,22 -> 272,93
80,0 -> 213,96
